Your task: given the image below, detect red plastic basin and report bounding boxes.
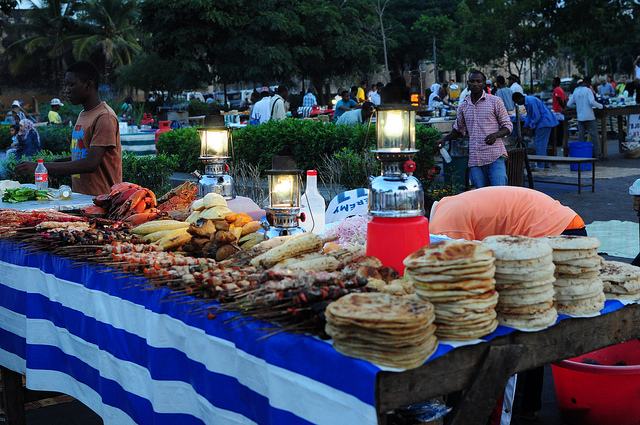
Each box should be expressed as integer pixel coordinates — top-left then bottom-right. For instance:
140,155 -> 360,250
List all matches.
551,339 -> 640,425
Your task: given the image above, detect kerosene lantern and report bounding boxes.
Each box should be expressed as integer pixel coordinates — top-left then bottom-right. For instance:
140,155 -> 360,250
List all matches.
366,106 -> 430,274
263,156 -> 306,238
193,126 -> 236,200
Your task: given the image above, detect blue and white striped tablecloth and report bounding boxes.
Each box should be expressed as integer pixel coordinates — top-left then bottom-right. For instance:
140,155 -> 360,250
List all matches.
0,239 -> 629,425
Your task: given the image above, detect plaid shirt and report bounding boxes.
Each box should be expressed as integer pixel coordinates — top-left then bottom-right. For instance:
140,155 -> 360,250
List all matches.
454,91 -> 513,167
302,92 -> 317,108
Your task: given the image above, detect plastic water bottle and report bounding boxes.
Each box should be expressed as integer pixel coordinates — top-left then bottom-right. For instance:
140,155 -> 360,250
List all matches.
299,170 -> 326,234
35,159 -> 48,191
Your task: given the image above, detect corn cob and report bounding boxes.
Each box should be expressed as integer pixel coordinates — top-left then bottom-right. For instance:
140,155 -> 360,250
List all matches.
131,220 -> 190,235
273,252 -> 325,268
327,245 -> 366,268
259,233 -> 323,268
285,255 -> 340,271
157,228 -> 192,250
141,229 -> 176,243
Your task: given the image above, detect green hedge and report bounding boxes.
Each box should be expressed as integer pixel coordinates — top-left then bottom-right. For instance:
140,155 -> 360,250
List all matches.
155,119 -> 441,188
5,150 -> 178,196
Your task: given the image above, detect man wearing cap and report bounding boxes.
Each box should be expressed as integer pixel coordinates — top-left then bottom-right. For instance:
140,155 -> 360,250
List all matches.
48,98 -> 71,126
6,100 -> 26,124
508,74 -> 524,95
566,76 -> 604,159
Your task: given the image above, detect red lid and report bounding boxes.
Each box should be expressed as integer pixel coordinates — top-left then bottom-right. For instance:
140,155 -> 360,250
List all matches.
37,159 -> 44,163
307,170 -> 317,176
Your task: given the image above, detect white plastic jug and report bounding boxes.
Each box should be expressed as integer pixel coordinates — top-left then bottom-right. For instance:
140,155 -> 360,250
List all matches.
299,170 -> 326,234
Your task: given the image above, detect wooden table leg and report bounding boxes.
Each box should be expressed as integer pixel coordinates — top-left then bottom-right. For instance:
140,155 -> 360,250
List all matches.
445,344 -> 525,425
1,367 -> 26,425
618,114 -> 625,153
592,163 -> 596,193
563,119 -> 570,157
578,165 -> 582,194
601,116 -> 608,158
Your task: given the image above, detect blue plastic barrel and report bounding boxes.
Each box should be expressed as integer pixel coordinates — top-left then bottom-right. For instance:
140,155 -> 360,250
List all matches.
568,142 -> 593,171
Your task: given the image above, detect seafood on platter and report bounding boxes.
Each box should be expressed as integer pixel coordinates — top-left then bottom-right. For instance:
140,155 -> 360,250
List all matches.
156,181 -> 198,213
83,182 -> 158,223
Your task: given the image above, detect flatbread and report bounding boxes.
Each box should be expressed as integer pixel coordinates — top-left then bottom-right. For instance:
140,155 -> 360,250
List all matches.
539,235 -> 601,250
602,278 -> 640,295
497,286 -> 555,307
435,319 -> 499,340
600,261 -> 640,282
554,256 -> 604,268
495,276 -> 556,291
405,265 -> 496,283
494,254 -> 553,268
408,258 -> 495,274
494,262 -> 555,276
555,270 -> 601,280
554,278 -> 603,297
555,292 -> 605,316
498,307 -> 558,330
482,235 -> 552,260
554,264 -> 602,275
410,276 -> 496,291
404,240 -> 495,268
497,282 -> 555,297
552,248 -> 599,262
325,292 -> 434,325
495,299 -> 554,315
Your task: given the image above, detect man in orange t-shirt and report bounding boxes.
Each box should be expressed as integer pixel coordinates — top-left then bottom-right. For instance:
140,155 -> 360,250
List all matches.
429,186 -> 585,240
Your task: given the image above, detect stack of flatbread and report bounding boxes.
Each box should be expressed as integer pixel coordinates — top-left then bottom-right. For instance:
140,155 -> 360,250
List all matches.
539,235 -> 605,316
403,240 -> 499,340
324,292 -> 438,370
482,235 -> 558,330
600,260 -> 640,301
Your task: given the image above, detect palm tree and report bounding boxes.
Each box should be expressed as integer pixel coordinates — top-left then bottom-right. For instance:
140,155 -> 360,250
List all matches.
2,0 -> 79,86
68,0 -> 142,82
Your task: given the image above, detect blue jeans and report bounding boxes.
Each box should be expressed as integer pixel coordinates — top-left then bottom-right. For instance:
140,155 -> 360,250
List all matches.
534,126 -> 552,168
469,157 -> 508,188
577,120 -> 601,157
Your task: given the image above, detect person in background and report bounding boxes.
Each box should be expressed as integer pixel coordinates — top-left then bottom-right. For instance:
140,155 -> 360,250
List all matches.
15,60 -> 122,196
6,124 -> 20,154
251,87 -> 272,124
512,92 -> 559,170
356,81 -> 368,103
48,98 -> 71,126
6,100 -> 26,125
333,90 -> 358,120
248,90 -> 261,124
15,119 -> 41,159
302,88 -> 317,108
607,75 -> 616,90
508,74 -> 524,95
436,70 -> 513,188
369,82 -> 383,106
551,77 -> 566,113
269,85 -> 289,121
430,81 -> 441,98
566,76 -> 603,159
349,86 -> 359,103
428,86 -> 453,112
598,77 -> 615,100
335,101 -> 374,126
616,76 -> 628,96
495,76 -> 514,112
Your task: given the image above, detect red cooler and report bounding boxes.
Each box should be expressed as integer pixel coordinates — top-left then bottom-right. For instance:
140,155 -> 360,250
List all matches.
366,216 -> 430,275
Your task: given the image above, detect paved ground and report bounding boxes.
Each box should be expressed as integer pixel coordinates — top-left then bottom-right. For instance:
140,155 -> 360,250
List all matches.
3,137 -> 639,425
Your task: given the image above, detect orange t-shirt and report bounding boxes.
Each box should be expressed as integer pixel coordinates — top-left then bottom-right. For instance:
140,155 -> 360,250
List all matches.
429,186 -> 580,240
70,102 -> 122,196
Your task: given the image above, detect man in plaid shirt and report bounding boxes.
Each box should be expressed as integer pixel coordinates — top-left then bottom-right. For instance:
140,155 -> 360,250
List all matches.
302,89 -> 317,108
437,70 -> 513,188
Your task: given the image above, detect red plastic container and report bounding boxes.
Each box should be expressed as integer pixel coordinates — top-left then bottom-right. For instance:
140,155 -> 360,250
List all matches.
155,121 -> 171,144
366,216 -> 430,275
551,339 -> 640,425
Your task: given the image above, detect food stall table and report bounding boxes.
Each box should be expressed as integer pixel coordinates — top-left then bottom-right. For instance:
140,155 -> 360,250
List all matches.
1,237 -> 639,425
563,103 -> 640,159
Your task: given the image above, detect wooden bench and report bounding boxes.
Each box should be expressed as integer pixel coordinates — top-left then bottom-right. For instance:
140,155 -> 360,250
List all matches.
528,155 -> 597,194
